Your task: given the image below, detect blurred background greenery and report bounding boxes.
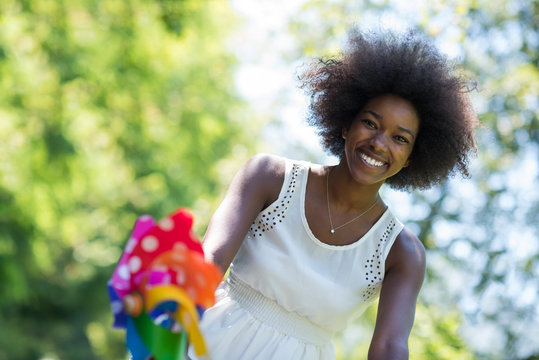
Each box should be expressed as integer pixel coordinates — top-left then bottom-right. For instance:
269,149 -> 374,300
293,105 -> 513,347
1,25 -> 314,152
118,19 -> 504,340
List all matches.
0,0 -> 537,359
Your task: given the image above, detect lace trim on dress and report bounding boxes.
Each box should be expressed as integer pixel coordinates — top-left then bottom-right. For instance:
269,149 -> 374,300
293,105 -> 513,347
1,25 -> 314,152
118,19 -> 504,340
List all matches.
249,163 -> 301,237
360,219 -> 397,301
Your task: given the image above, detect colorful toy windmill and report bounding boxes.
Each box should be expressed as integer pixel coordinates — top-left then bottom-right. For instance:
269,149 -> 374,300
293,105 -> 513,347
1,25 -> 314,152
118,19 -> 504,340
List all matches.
108,208 -> 222,360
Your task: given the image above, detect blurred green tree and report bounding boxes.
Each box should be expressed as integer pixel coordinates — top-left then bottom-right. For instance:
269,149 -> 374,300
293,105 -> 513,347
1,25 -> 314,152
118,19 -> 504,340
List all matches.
0,0 -> 256,358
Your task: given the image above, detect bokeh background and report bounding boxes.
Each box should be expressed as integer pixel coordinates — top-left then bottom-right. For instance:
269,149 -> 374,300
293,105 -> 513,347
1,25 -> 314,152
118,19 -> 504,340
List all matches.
0,0 -> 537,359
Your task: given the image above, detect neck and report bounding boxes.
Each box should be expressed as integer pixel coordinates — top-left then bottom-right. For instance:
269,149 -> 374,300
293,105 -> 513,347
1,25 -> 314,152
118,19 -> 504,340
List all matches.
327,163 -> 383,211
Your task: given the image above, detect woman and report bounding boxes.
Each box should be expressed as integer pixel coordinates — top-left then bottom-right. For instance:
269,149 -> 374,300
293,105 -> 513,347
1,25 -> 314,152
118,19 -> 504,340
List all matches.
189,29 -> 477,360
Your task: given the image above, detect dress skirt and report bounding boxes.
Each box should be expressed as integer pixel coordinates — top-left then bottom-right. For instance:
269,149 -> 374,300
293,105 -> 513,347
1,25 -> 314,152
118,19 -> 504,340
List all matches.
187,275 -> 336,360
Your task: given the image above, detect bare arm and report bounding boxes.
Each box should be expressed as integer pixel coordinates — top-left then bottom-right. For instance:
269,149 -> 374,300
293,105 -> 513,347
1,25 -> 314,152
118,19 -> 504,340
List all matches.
368,227 -> 426,360
202,153 -> 285,273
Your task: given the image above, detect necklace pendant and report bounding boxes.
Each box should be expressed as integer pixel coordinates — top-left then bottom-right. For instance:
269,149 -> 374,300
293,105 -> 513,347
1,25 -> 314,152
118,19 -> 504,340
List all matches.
330,229 -> 335,234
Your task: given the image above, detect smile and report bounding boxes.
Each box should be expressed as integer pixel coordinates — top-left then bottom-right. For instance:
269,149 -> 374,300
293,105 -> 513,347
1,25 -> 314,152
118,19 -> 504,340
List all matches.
360,152 -> 385,167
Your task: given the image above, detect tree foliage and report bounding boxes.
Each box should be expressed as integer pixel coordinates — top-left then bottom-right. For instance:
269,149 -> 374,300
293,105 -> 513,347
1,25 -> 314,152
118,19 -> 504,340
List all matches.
0,0 -> 255,358
1,0 -> 537,359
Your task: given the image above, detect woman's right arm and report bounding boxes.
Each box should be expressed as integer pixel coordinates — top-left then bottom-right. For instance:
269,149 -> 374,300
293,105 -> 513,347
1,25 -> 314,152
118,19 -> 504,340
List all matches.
202,153 -> 285,273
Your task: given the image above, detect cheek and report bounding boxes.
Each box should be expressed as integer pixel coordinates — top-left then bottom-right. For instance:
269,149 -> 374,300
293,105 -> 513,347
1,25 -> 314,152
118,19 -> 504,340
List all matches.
391,144 -> 413,163
402,147 -> 415,166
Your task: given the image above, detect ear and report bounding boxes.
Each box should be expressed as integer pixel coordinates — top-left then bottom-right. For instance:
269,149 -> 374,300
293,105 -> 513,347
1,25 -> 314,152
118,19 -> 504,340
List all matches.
342,127 -> 348,139
403,157 -> 412,167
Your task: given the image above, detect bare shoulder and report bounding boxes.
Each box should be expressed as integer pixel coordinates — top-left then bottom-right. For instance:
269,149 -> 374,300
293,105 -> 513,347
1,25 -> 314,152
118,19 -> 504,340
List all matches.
246,153 -> 286,175
243,153 -> 286,185
387,226 -> 426,275
241,153 -> 287,206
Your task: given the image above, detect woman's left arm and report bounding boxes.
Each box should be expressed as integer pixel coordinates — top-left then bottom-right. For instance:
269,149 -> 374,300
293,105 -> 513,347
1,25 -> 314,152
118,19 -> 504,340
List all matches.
368,227 -> 426,360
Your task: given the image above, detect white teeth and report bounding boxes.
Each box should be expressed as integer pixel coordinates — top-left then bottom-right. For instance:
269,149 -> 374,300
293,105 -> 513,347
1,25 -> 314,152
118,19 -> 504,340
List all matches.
361,153 -> 385,167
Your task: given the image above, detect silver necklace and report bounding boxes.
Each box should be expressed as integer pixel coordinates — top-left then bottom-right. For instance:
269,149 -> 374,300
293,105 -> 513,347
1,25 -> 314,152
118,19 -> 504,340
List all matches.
326,168 -> 379,234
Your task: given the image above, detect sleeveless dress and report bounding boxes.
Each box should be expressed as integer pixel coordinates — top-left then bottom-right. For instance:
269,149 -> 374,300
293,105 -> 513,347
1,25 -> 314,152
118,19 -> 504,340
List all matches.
188,159 -> 404,360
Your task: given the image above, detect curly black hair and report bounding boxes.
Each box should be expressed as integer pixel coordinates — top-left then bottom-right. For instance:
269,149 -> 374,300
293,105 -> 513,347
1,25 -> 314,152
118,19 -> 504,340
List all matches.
299,29 -> 478,190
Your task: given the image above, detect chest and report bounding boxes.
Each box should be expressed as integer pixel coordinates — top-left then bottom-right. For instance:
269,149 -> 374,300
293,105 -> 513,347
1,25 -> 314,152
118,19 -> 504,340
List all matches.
304,175 -> 384,247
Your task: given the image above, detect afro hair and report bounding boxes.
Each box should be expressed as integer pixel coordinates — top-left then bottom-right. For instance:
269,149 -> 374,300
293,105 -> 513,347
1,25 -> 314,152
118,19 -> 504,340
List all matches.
300,29 -> 478,190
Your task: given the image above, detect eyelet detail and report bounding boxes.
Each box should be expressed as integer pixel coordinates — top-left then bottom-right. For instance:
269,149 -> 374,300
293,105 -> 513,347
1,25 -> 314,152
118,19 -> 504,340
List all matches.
360,220 -> 396,301
249,164 -> 300,236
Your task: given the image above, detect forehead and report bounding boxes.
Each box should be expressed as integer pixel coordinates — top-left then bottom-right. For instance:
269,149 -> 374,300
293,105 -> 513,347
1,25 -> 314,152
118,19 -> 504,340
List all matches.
361,94 -> 420,132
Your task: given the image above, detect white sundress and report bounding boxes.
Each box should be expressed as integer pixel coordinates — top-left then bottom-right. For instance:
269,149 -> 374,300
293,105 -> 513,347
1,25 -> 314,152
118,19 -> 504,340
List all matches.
188,159 -> 404,360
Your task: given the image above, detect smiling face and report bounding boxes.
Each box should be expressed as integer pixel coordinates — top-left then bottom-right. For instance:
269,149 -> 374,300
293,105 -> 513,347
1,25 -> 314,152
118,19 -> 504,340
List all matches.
342,94 -> 420,186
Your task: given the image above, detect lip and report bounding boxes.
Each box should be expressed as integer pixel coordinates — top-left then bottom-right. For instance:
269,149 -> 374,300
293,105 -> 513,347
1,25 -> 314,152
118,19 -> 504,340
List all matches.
358,150 -> 387,168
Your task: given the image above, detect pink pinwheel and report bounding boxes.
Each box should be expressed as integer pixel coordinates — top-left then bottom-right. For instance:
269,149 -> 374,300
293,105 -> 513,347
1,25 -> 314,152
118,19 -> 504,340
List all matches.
108,208 -> 222,360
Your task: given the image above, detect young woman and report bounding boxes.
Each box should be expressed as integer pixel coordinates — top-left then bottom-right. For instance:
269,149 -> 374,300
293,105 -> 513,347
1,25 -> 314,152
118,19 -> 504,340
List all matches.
188,29 -> 477,360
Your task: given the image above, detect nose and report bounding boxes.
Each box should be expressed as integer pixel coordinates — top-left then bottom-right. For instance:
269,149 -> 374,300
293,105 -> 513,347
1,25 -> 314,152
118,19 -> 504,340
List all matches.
369,132 -> 387,153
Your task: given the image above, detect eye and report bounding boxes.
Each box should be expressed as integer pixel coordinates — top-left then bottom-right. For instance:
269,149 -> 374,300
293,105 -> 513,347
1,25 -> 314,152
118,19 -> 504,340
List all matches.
394,135 -> 410,144
362,119 -> 377,129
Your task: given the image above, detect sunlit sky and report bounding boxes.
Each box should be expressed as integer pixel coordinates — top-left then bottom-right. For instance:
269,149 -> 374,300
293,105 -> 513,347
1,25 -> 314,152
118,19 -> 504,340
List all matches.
229,0 -> 465,160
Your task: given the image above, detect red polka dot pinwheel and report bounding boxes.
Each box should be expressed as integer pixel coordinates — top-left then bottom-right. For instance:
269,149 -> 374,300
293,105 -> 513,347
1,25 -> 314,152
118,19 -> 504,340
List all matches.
107,208 -> 222,360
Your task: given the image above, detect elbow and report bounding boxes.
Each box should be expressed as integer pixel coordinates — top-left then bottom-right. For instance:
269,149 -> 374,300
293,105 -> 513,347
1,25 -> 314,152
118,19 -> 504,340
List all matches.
368,339 -> 408,360
203,248 -> 229,275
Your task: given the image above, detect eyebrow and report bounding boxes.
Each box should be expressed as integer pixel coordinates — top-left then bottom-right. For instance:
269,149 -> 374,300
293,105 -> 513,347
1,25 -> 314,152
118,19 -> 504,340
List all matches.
363,110 -> 383,120
362,109 -> 416,139
398,126 -> 416,139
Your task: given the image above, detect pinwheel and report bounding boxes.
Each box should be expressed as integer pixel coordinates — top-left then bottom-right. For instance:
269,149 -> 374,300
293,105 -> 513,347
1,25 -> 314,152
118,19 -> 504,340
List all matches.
108,208 -> 222,360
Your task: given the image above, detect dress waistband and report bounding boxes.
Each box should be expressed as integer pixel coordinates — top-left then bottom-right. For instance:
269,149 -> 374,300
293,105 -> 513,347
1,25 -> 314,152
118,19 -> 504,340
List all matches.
223,273 -> 333,345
